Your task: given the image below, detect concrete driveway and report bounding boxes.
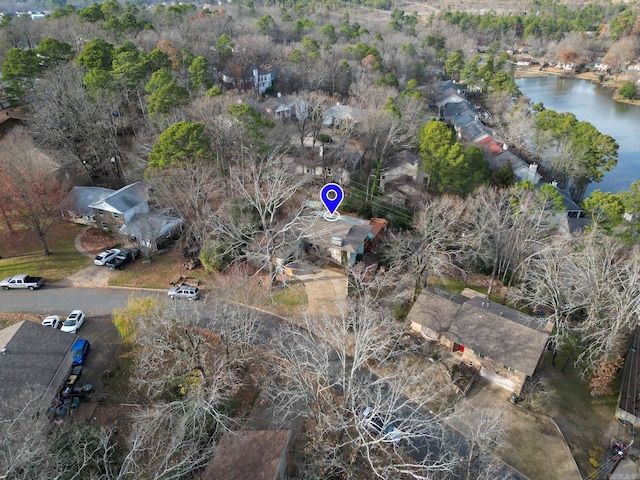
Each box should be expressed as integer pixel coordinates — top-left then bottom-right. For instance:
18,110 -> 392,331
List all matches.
294,263 -> 347,317
450,377 -> 582,480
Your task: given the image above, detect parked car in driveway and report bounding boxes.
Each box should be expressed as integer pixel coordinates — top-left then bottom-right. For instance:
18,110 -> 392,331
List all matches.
105,248 -> 141,270
94,249 -> 121,266
360,407 -> 401,444
61,310 -> 86,333
41,315 -> 61,328
71,338 -> 91,365
168,285 -> 200,300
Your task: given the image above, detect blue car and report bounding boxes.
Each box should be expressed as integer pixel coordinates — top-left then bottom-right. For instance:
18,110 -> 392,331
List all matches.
71,338 -> 91,366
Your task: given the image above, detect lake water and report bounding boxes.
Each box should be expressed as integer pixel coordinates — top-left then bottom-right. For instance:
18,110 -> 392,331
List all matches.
515,76 -> 640,195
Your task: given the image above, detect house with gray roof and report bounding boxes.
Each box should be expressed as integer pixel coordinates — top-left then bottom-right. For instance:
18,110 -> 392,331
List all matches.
379,150 -> 424,193
408,290 -> 550,395
59,186 -> 116,225
119,213 -> 183,251
435,80 -> 467,108
323,103 -> 359,127
442,101 -> 478,127
0,321 -> 75,404
89,181 -> 149,232
293,213 -> 377,266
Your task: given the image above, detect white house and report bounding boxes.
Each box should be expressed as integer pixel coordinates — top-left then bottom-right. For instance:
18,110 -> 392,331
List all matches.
245,66 -> 277,94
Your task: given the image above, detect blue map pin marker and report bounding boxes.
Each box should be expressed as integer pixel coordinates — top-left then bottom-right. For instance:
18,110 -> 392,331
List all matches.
320,183 -> 344,218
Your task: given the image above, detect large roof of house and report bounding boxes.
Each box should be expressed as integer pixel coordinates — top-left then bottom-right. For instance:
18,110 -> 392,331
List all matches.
406,288 -> 466,334
294,214 -> 373,254
459,120 -> 488,141
0,109 -> 27,126
0,321 -> 75,401
408,293 -> 549,376
474,135 -> 504,157
204,430 -> 291,480
119,213 -> 182,239
324,104 -> 359,122
384,149 -> 421,171
59,186 -> 115,216
435,80 -> 466,106
88,181 -> 146,214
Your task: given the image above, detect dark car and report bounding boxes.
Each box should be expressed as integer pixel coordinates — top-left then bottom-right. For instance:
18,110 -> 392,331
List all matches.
105,248 -> 141,270
71,338 -> 91,366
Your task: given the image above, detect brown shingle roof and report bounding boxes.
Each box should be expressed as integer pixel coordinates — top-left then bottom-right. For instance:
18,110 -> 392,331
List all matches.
0,109 -> 27,126
204,430 -> 291,480
449,298 -> 549,375
408,292 -> 549,376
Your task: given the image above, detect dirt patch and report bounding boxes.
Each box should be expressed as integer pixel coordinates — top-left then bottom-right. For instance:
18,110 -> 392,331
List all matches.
0,313 -> 41,329
81,228 -> 118,255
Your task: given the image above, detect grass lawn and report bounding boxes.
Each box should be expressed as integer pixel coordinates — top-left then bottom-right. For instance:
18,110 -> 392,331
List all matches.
265,284 -> 308,316
109,250 -> 210,290
0,223 -> 91,282
541,355 -> 618,478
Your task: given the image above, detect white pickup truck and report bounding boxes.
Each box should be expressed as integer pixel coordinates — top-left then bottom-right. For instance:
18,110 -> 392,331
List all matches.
0,274 -> 44,290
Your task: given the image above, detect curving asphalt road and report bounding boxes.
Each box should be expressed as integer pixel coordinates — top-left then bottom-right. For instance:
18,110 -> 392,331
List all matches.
0,285 -> 163,317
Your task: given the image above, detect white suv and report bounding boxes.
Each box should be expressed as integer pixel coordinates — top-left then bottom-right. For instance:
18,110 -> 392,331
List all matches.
61,310 -> 86,333
94,249 -> 121,266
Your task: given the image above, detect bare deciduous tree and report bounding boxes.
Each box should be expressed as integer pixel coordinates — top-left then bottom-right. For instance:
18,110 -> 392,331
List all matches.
147,161 -> 226,249
292,91 -> 331,149
217,150 -> 310,284
117,400 -> 221,480
0,129 -> 70,255
383,195 -> 468,301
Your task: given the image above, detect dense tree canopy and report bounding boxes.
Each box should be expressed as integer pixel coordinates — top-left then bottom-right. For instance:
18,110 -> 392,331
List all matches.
148,122 -> 211,168
535,109 -> 618,202
419,120 -> 490,196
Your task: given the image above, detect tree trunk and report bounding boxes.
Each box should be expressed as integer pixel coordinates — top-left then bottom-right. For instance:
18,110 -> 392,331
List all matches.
487,254 -> 499,298
0,206 -> 14,232
561,343 -> 579,373
38,233 -> 51,256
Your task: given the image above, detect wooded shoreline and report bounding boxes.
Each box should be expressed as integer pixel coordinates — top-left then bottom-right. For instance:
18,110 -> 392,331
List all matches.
514,66 -> 640,107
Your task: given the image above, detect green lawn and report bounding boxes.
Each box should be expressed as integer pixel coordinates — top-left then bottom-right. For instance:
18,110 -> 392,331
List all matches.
0,223 -> 91,282
266,284 -> 308,316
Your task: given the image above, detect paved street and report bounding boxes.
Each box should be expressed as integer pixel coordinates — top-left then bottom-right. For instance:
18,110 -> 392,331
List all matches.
0,286 -> 162,316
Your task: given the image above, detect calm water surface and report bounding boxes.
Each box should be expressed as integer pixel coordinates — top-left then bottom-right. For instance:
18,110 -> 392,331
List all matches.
515,76 -> 640,194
